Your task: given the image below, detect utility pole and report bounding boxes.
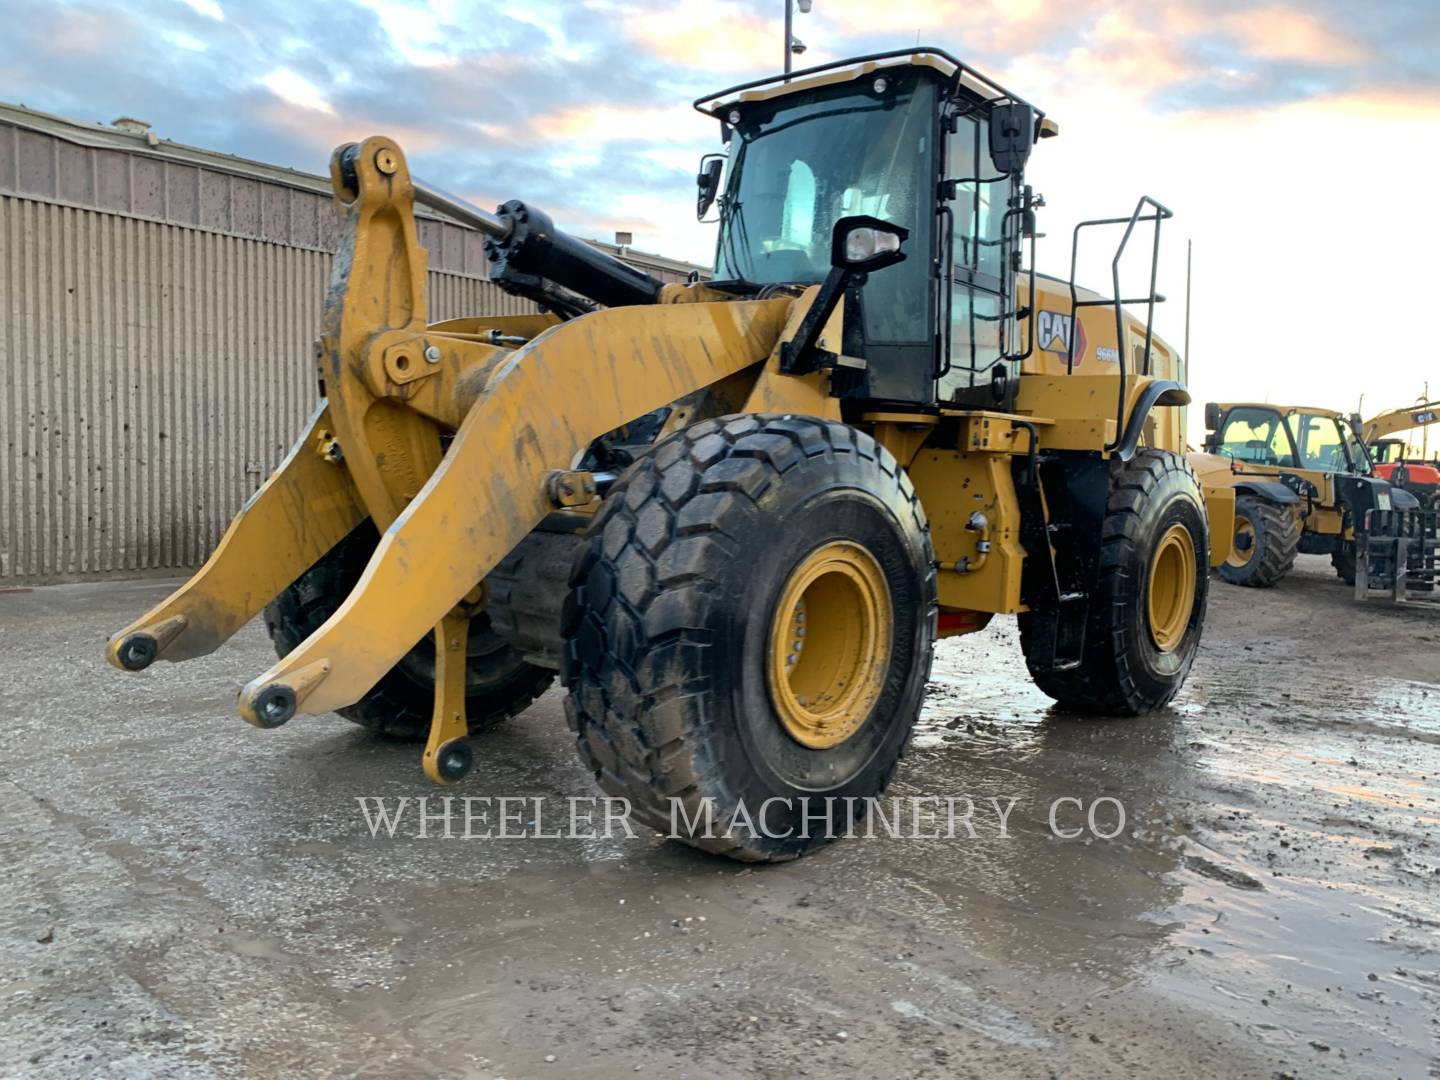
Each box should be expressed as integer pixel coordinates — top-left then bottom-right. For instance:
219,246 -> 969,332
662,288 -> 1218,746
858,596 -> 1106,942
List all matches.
784,0 -> 813,75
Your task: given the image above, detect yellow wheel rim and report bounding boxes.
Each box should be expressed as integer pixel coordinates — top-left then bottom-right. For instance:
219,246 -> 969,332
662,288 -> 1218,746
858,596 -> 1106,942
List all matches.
766,541 -> 893,750
1148,524 -> 1197,653
1226,514 -> 1256,569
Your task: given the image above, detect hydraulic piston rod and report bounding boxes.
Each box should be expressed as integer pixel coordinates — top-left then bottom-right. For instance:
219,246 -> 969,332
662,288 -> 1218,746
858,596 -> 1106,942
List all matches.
413,179 -> 512,242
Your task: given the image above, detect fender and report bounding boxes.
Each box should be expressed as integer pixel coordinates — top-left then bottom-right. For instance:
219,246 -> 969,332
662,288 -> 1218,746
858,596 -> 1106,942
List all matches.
1116,379 -> 1191,461
1234,479 -> 1300,505
1390,487 -> 1422,511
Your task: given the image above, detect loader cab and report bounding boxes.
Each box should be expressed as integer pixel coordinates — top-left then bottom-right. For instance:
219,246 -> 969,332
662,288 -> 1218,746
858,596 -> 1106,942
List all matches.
699,50 -> 1047,409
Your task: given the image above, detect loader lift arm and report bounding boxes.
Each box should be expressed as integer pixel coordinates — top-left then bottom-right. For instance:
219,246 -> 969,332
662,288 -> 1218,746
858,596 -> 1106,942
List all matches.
109,137 -> 790,780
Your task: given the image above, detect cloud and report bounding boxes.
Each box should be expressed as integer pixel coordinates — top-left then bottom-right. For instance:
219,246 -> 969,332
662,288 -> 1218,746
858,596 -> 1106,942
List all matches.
3,0 -> 1439,270
180,0 -> 224,19
624,0 -> 775,72
1220,6 -> 1368,65
260,68 -> 336,115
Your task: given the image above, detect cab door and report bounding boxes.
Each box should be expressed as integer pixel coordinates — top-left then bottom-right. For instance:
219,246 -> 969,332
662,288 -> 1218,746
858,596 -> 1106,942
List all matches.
937,107 -> 1017,407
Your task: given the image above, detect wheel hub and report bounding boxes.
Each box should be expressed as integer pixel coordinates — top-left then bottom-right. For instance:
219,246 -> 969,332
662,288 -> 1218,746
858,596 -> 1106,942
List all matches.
1147,523 -> 1197,653
766,541 -> 893,749
1226,514 -> 1256,569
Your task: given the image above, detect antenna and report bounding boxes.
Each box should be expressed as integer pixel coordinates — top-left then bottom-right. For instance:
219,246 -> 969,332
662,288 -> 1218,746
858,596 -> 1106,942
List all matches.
1184,239 -> 1192,374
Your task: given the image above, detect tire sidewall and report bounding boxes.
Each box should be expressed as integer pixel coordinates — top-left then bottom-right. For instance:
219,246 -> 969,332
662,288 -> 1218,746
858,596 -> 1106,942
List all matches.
1112,468 -> 1209,692
688,437 -> 934,839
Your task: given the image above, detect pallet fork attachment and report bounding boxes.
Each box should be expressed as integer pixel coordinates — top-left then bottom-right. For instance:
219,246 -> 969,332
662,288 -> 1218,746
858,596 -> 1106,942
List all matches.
106,405 -> 366,671
108,137 -> 790,782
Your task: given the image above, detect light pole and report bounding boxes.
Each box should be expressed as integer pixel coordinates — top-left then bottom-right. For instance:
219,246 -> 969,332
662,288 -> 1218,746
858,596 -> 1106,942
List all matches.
784,0 -> 813,75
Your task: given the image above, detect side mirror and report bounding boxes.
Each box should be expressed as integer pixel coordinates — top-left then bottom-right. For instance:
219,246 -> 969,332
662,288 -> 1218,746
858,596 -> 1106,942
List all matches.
696,155 -> 724,220
1204,402 -> 1222,432
779,216 -> 909,376
989,103 -> 1035,175
831,215 -> 908,274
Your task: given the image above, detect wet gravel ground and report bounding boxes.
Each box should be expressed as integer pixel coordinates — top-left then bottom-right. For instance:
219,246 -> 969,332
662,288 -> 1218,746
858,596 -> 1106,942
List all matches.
1,556 -> 1437,1078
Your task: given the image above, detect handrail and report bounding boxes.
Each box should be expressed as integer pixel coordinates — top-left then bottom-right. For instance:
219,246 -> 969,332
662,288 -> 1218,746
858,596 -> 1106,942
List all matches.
1065,196 -> 1173,452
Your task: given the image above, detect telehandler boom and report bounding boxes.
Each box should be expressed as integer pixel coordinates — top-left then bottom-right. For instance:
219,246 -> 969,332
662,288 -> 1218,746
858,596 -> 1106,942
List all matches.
107,49 -> 1219,860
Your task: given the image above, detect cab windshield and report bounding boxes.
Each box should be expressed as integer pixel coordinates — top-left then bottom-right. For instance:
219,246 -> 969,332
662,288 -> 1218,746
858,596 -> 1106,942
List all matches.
1340,418 -> 1372,473
715,78 -> 936,292
1286,413 -> 1370,474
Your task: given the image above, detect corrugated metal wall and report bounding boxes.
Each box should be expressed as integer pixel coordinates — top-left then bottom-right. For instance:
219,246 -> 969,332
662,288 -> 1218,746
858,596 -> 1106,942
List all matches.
0,195 -> 531,581
0,109 -> 701,583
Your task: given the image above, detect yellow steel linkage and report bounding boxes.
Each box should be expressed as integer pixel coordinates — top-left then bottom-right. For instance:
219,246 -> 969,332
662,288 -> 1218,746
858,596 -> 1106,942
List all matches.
106,404 -> 365,670
231,138 -> 792,729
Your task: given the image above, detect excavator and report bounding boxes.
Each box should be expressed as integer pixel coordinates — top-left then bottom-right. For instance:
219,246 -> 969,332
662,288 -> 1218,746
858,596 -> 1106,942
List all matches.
103,48 -> 1227,861
1358,400 -> 1440,511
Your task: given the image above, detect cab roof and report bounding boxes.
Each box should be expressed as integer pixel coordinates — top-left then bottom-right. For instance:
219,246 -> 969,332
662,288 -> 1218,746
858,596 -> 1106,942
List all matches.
1217,402 -> 1346,420
694,47 -> 1052,131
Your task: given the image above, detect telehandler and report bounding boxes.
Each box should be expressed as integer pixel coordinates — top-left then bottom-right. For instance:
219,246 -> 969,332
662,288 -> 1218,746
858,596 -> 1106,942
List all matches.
1192,402 -> 1421,588
107,49 -> 1221,860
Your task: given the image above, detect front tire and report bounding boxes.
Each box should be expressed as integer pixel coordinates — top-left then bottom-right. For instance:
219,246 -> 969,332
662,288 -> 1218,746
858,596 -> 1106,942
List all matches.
264,522 -> 553,740
1217,494 -> 1298,587
1019,449 -> 1209,715
562,415 -> 937,862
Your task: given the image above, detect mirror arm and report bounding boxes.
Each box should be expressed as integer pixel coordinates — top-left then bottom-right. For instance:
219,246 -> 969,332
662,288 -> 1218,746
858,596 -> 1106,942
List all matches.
779,267 -> 852,375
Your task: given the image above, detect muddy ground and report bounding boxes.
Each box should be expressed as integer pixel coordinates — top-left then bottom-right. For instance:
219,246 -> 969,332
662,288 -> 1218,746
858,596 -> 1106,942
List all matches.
1,556 -> 1437,1079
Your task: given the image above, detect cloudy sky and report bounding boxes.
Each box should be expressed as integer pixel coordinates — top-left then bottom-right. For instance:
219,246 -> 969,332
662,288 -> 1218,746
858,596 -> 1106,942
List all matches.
5,0 -> 1440,429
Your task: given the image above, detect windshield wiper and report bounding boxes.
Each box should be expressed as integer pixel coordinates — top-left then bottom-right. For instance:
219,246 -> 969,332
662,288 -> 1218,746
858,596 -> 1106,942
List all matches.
719,196 -> 755,285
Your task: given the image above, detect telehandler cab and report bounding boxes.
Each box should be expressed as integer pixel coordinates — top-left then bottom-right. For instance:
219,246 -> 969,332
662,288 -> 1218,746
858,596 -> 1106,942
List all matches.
107,49 -> 1220,860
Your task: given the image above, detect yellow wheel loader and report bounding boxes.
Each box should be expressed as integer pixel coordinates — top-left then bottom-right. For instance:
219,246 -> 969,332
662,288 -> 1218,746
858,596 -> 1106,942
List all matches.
1191,402 -> 1424,588
107,49 -> 1222,860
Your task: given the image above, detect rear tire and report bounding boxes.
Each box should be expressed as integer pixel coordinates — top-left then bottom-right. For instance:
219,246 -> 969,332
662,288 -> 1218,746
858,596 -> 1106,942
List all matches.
562,415 -> 936,862
1331,539 -> 1357,586
1019,449 -> 1208,715
264,522 -> 553,740
1217,494 -> 1298,588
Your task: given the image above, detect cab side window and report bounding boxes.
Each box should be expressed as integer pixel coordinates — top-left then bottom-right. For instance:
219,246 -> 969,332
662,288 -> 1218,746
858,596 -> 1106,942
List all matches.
1286,414 -> 1348,471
